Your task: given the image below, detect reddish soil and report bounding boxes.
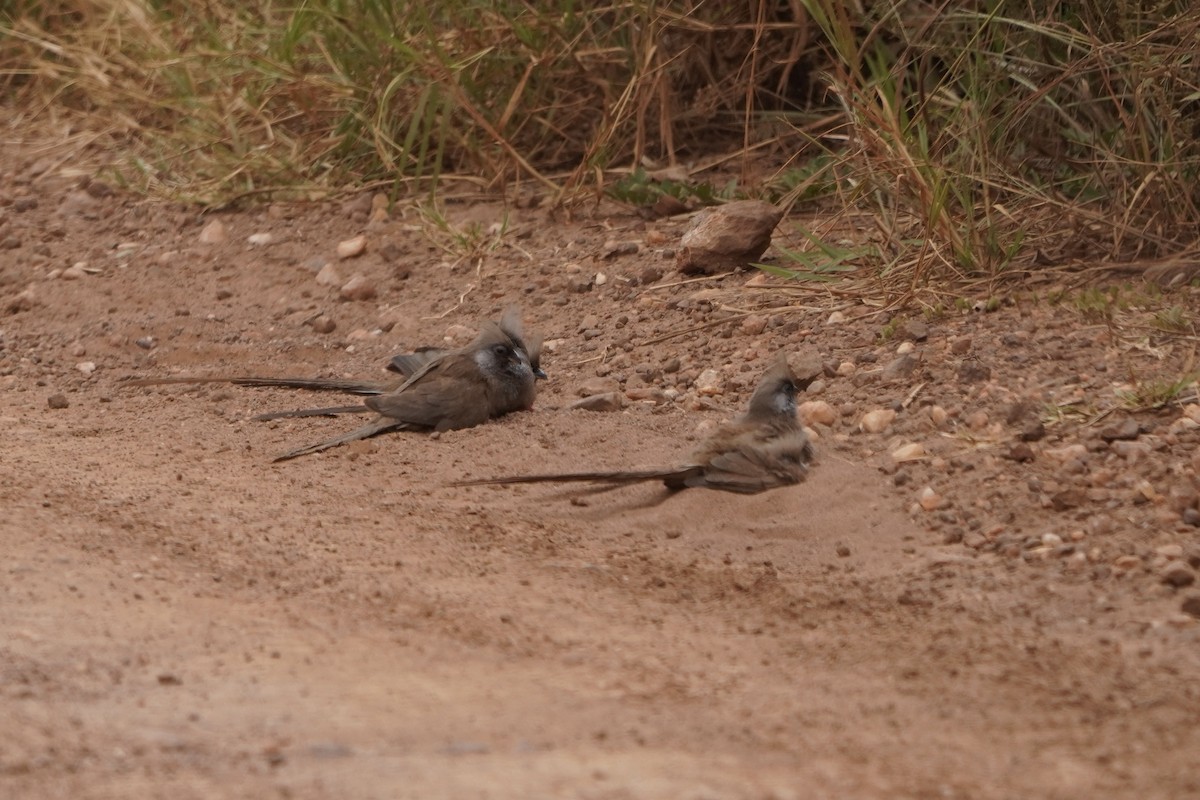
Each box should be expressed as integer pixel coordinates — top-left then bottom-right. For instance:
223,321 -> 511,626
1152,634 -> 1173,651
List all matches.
2,145 -> 1199,799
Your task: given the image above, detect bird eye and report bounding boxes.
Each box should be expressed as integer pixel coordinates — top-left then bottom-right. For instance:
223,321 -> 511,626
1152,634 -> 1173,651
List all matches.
492,343 -> 512,357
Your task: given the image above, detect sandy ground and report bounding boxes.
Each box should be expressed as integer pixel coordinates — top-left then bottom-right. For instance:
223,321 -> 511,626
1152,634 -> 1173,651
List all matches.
2,147 -> 1200,799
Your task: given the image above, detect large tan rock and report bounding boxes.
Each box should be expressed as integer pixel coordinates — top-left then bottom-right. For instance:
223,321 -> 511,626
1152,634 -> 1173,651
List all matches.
675,200 -> 784,274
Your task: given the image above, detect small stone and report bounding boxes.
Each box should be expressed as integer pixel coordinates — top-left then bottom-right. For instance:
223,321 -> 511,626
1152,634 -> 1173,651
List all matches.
76,361 -> 96,375
599,240 -> 639,259
918,487 -> 943,511
315,263 -> 343,286
949,337 -> 972,355
135,337 -> 155,350
61,264 -> 87,280
1156,544 -> 1185,560
891,442 -> 926,462
1100,418 -> 1140,442
339,274 -> 376,301
639,266 -> 663,285
957,360 -> 991,383
312,316 -> 336,334
1113,554 -> 1142,571
594,271 -> 608,286
6,288 -> 37,313
1045,444 -> 1088,462
1050,488 -> 1086,511
901,319 -> 929,341
197,219 -> 227,244
929,406 -> 948,426
799,400 -> 836,427
1161,564 -> 1196,588
695,369 -> 723,396
578,377 -> 621,397
860,408 -> 896,433
836,361 -> 856,377
966,410 -> 989,430
1019,421 -> 1046,442
882,353 -> 918,381
1182,595 -> 1200,618
835,544 -> 851,557
826,310 -> 847,325
1183,508 -> 1200,527
337,235 -> 367,259
570,393 -> 625,412
1005,442 -> 1035,462
247,232 -> 274,246
740,315 -> 767,336
47,394 -> 69,409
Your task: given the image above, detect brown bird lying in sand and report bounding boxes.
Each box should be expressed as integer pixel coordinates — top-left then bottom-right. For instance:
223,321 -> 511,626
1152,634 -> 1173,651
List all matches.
129,307 -> 544,461
454,353 -> 812,495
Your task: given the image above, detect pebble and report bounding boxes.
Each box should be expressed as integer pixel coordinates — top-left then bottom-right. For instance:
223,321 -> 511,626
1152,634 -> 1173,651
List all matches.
315,263 -> 343,286
901,319 -> 929,341
1100,418 -> 1140,441
860,408 -> 896,433
966,410 -> 989,430
799,400 -> 836,427
570,393 -> 625,412
197,219 -> 227,244
895,341 -> 915,355
339,274 -> 377,301
61,264 -> 87,280
826,310 -> 846,325
1182,595 -> 1200,618
1113,555 -> 1142,571
76,361 -> 96,375
135,337 -> 156,350
47,394 -> 69,409
949,336 -> 972,355
1045,444 -> 1087,462
695,369 -> 723,396
882,353 -> 918,381
929,406 -> 948,426
836,361 -> 856,377
312,316 -> 336,334
1005,443 -> 1035,462
918,486 -> 944,511
337,235 -> 367,259
891,442 -> 926,462
1161,563 -> 1196,587
578,377 -> 621,397
1156,544 -> 1185,560
247,232 -> 274,246
740,315 -> 767,336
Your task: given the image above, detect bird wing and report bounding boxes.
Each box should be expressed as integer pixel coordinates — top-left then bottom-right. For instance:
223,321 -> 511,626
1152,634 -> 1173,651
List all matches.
364,358 -> 492,431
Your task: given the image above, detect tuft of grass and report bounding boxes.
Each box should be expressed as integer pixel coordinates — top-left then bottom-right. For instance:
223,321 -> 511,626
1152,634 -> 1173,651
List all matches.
792,0 -> 1200,288
1116,375 -> 1198,411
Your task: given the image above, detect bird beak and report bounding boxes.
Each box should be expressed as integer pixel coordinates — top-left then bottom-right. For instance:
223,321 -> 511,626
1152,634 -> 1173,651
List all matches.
534,367 -> 548,380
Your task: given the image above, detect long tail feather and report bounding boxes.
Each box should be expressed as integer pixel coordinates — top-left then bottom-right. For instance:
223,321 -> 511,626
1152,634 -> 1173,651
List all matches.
272,418 -> 406,462
254,404 -> 371,421
125,375 -> 384,395
452,467 -> 699,488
